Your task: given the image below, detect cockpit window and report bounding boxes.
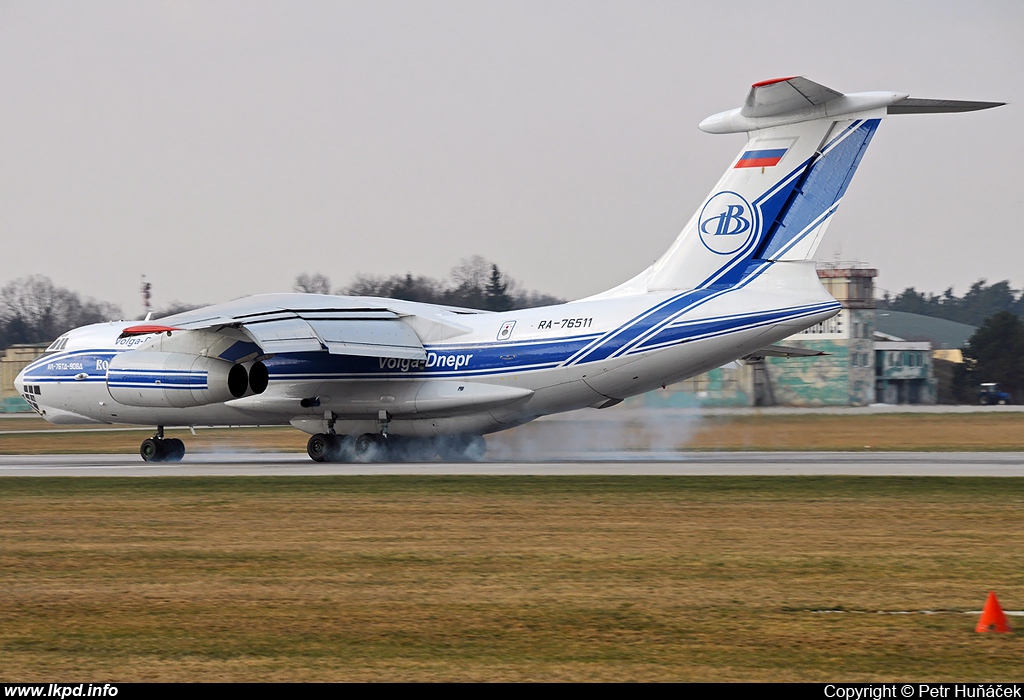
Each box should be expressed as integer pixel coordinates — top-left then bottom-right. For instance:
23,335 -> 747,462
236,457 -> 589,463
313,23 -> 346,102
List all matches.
46,335 -> 69,352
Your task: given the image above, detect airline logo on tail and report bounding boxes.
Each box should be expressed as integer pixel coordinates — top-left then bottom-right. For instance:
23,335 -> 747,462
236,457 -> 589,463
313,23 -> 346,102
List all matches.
698,191 -> 758,255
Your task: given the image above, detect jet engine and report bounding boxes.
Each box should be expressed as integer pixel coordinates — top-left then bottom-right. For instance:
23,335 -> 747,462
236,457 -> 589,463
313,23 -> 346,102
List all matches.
107,352 -> 266,408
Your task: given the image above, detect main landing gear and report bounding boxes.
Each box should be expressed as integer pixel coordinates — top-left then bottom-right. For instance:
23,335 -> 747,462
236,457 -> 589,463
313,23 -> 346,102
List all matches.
139,426 -> 186,463
306,432 -> 487,463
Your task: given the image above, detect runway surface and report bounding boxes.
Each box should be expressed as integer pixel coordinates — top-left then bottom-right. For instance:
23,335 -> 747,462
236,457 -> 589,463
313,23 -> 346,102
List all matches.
1,451 -> 1023,476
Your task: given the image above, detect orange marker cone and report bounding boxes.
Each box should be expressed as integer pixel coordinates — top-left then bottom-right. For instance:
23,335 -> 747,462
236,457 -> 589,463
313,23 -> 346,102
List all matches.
976,591 -> 1013,633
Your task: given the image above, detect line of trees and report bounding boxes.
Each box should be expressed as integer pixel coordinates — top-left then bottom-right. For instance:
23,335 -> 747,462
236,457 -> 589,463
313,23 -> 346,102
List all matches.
0,275 -> 122,351
296,256 -> 564,312
879,279 -> 1024,327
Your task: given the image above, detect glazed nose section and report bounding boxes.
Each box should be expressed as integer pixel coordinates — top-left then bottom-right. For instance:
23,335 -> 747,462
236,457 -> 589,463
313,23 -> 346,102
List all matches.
14,366 -> 43,415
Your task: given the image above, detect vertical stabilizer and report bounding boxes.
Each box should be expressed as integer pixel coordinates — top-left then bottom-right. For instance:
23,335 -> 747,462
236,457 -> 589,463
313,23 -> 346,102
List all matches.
635,76 -> 1002,294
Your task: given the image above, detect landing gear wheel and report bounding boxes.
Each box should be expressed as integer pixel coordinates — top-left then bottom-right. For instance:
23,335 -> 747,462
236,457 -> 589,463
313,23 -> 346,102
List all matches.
307,433 -> 330,462
166,438 -> 186,462
140,437 -> 186,462
141,438 -> 162,462
354,433 -> 389,462
307,433 -> 355,462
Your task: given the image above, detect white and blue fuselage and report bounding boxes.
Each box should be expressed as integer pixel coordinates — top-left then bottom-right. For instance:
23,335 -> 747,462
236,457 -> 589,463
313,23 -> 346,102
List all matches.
16,260 -> 838,437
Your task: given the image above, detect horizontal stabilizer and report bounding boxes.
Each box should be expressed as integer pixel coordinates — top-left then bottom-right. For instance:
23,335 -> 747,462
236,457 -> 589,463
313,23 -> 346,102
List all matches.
887,97 -> 1005,114
743,344 -> 828,361
700,76 -> 1003,135
742,76 -> 843,118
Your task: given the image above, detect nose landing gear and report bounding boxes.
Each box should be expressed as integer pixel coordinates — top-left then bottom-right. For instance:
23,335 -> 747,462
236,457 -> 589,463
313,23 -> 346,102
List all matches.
139,426 -> 186,462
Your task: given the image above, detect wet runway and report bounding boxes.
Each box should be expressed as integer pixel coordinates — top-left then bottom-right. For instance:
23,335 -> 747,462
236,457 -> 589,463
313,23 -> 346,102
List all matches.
1,451 -> 1023,476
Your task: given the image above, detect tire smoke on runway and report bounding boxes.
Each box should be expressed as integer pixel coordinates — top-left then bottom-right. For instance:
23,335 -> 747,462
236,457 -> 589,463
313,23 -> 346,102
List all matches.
485,409 -> 702,462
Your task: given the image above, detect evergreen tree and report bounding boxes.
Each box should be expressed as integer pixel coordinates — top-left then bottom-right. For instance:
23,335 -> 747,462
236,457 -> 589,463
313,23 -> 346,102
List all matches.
962,311 -> 1024,401
880,279 -> 1024,327
484,264 -> 514,312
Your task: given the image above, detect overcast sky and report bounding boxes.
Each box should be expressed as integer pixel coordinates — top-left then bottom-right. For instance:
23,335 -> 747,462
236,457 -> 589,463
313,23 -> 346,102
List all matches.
0,0 -> 1019,315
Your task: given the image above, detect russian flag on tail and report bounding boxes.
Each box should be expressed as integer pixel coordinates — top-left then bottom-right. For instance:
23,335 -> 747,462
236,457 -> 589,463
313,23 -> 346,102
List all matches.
735,147 -> 788,168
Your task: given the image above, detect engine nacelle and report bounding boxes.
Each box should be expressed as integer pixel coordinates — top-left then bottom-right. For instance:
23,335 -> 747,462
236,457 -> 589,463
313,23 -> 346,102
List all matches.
107,352 -> 249,408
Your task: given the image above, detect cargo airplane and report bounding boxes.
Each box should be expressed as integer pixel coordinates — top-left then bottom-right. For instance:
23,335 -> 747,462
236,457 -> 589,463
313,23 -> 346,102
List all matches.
15,77 -> 1001,462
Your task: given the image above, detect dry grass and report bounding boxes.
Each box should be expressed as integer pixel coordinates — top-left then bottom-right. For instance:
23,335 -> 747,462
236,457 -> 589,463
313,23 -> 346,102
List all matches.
684,413 -> 1024,451
5,413 -> 1024,455
1,477 -> 1022,681
489,413 -> 1024,454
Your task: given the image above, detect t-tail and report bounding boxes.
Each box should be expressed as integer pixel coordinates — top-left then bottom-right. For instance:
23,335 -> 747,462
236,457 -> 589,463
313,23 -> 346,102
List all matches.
605,76 -> 1002,296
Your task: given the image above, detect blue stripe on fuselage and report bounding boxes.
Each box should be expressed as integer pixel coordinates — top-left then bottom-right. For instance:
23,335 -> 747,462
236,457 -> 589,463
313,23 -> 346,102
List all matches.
633,301 -> 840,352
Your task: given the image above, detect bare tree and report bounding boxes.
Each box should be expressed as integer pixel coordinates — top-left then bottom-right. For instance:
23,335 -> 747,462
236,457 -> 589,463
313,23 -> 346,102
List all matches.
345,273 -> 444,303
0,275 -> 121,348
446,255 -> 491,309
293,273 -> 332,295
340,256 -> 564,310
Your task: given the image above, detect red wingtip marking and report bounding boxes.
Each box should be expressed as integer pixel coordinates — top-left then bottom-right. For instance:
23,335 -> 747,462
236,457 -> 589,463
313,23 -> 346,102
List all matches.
752,76 -> 799,88
120,324 -> 179,336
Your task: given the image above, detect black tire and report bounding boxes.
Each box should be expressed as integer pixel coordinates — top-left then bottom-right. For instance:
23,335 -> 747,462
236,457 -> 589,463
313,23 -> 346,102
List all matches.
354,433 -> 388,462
140,438 -> 163,462
323,434 -> 356,462
166,438 -> 186,462
307,433 -> 330,462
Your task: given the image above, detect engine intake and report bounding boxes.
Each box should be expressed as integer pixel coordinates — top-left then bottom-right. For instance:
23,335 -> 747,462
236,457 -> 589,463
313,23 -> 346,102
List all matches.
107,352 -> 249,408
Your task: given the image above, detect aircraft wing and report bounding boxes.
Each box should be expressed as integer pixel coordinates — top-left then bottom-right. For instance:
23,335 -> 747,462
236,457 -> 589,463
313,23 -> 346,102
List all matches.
198,308 -> 426,360
119,294 -> 475,361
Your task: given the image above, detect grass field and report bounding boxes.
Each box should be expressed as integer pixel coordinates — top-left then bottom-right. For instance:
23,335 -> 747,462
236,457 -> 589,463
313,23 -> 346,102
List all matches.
1,476 -> 1022,681
3,412 -> 1024,454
